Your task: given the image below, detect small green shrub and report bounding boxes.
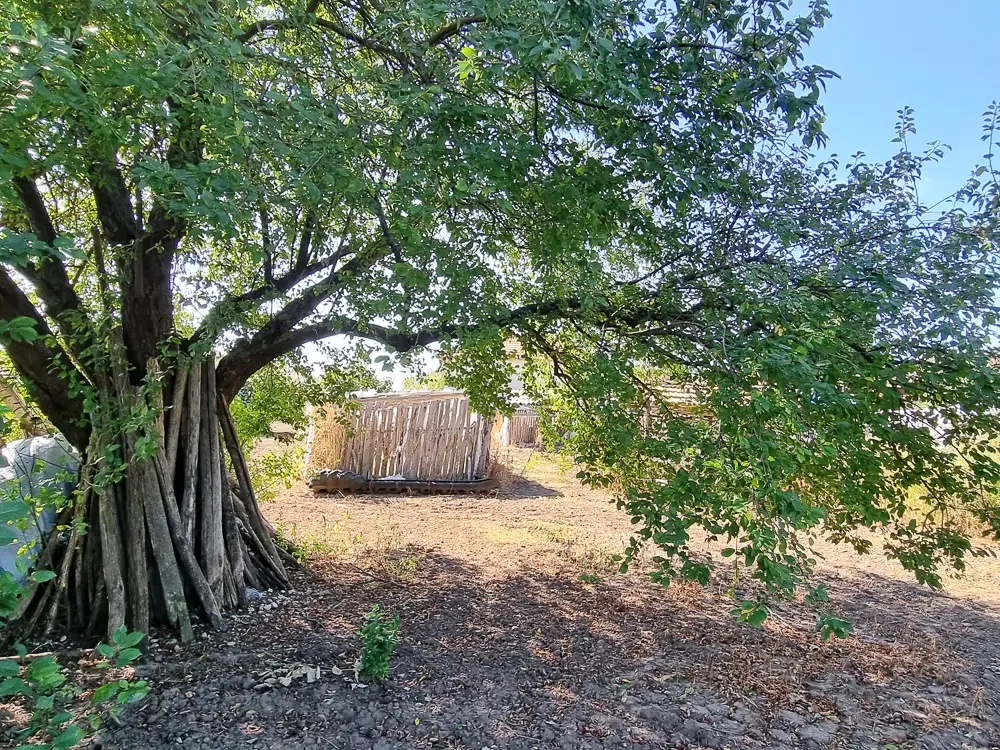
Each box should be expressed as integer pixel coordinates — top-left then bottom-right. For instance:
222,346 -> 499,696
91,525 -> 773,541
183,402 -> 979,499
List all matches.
0,627 -> 147,749
355,605 -> 400,682
816,614 -> 854,640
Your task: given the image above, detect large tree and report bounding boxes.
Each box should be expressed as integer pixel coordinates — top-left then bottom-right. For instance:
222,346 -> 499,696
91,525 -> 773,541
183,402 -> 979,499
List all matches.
1,0 -> 998,639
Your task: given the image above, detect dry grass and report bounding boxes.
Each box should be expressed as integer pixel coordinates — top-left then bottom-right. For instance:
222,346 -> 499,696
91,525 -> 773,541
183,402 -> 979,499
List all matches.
305,405 -> 349,474
275,513 -> 422,583
485,442 -> 526,494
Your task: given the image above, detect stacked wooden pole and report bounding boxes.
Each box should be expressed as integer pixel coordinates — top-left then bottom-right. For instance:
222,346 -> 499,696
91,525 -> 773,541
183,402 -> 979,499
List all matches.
5,356 -> 288,646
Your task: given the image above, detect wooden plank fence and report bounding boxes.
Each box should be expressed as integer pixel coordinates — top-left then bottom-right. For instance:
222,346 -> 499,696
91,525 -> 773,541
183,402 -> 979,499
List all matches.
507,406 -> 540,447
307,392 -> 492,481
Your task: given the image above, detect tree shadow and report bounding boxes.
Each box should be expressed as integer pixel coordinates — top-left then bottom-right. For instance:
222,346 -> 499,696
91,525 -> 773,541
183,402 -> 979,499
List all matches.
103,553 -> 1000,750
502,475 -> 563,498
307,474 -> 565,504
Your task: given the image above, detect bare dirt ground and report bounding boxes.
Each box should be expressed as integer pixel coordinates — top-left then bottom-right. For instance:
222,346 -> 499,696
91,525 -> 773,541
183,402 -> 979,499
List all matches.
101,449 -> 999,750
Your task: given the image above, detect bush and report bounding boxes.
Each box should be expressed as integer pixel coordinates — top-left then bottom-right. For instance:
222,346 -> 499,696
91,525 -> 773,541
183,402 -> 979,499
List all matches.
0,627 -> 147,748
355,605 -> 400,682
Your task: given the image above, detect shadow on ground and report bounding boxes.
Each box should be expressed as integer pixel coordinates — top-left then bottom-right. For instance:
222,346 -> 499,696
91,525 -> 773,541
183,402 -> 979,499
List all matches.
98,550 -> 999,750
500,476 -> 564,499
289,474 -> 564,506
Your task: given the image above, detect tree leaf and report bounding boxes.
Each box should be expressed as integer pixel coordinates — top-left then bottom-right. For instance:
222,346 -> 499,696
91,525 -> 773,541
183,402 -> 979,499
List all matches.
51,723 -> 88,750
0,676 -> 30,697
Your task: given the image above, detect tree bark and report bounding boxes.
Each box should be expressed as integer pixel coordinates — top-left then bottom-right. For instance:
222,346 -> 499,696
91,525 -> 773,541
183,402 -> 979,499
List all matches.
198,358 -> 225,602
180,362 -> 202,542
165,367 -> 188,476
122,441 -> 150,638
6,355 -> 287,644
0,268 -> 88,447
97,483 -> 126,641
219,448 -> 247,609
153,454 -> 223,630
218,403 -> 289,588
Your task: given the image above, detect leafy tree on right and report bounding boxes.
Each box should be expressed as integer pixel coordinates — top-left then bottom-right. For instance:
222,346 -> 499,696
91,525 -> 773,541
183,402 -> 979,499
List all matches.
1,0 -> 998,638
509,96 -> 1000,622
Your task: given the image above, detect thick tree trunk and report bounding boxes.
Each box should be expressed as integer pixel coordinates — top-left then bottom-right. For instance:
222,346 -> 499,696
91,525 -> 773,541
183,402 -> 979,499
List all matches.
5,360 -> 288,645
0,135 -> 287,645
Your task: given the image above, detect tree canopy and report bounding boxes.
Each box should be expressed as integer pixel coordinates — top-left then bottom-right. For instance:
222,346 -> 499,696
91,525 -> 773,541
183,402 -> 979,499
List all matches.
1,0 -> 999,630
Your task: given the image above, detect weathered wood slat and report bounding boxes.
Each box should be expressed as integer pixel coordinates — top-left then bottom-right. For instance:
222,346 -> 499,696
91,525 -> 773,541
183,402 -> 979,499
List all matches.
310,393 -> 490,480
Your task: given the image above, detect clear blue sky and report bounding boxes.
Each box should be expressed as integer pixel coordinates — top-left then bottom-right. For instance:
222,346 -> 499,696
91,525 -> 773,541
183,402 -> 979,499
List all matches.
804,0 -> 999,204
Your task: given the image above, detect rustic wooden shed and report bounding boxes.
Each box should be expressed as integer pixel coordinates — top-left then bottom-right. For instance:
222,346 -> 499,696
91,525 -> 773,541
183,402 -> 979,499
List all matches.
306,391 -> 493,481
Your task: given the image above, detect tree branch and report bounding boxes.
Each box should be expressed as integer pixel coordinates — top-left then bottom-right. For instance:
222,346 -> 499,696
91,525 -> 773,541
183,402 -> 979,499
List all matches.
260,202 -> 275,286
238,2 -> 409,68
214,275 -> 710,403
11,176 -> 57,244
117,105 -> 196,371
11,177 -> 96,359
238,0 -> 321,42
216,314 -> 415,401
12,178 -> 86,314
295,212 -> 317,270
312,17 -> 409,66
0,268 -> 88,448
424,15 -> 485,47
215,290 -> 666,400
238,17 -> 296,43
87,158 -> 139,248
193,235 -> 367,344
652,41 -> 752,63
372,196 -> 402,263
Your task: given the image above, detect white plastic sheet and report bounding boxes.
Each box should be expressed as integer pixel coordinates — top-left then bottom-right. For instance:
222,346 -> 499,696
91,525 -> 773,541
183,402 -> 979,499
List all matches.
0,436 -> 80,583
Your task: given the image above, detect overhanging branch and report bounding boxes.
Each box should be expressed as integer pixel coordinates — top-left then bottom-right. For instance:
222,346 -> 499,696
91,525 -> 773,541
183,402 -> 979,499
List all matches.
87,159 -> 139,248
214,289 -> 692,401
424,15 -> 485,47
0,268 -> 88,448
238,4 -> 480,70
193,233 -> 379,344
238,1 -> 410,69
12,176 -> 96,359
237,0 -> 321,42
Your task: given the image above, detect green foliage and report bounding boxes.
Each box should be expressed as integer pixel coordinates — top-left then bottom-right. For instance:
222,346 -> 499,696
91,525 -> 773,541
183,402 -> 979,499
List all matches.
732,601 -> 769,628
230,349 -> 384,447
248,445 -> 304,504
509,97 -> 1000,623
0,628 -> 147,749
0,569 -> 22,616
0,404 -> 19,444
1,0 -> 999,632
0,315 -> 37,344
0,462 -> 146,749
438,336 -> 518,417
816,614 -> 854,640
355,604 -> 401,682
401,369 -> 451,391
229,349 -> 384,501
